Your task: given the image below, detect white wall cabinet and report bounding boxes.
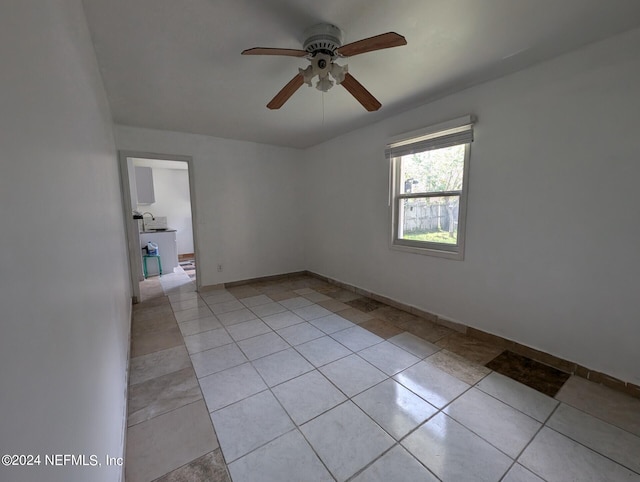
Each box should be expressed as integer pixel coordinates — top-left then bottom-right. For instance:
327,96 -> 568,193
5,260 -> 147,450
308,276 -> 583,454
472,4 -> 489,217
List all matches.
135,166 -> 155,204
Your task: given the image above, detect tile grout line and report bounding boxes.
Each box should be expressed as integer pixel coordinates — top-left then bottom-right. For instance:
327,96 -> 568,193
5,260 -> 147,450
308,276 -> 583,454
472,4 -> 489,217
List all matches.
498,399 -> 562,482
168,277 -> 225,474
187,290 -> 239,479
143,279 -> 639,481
473,377 -> 557,424
285,316 -> 445,478
190,289 -> 441,480
254,285 -> 453,478
197,291 -> 337,479
550,400 -> 640,440
131,275 -> 230,481
542,413 -> 640,476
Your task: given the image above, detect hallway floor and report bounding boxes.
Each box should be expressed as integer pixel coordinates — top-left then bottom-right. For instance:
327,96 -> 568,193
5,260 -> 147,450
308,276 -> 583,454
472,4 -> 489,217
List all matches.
126,270 -> 640,482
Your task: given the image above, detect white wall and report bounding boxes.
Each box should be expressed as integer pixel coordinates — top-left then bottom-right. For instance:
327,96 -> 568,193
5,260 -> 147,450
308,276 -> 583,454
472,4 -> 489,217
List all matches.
0,2 -> 130,482
304,28 -> 640,385
137,167 -> 194,255
115,127 -> 306,286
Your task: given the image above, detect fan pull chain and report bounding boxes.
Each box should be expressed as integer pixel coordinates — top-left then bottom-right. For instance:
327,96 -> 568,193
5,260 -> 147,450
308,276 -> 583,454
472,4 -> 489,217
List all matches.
321,91 -> 327,162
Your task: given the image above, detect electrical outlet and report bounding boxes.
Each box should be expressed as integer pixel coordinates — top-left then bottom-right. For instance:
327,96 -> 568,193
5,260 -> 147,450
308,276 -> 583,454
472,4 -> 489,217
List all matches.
217,264 -> 223,272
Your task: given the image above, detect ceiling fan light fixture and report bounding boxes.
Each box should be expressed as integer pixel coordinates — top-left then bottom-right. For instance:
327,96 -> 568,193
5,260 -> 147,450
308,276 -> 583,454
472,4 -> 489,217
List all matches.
312,53 -> 332,76
315,76 -> 334,92
330,63 -> 348,84
300,54 -> 347,92
299,65 -> 314,86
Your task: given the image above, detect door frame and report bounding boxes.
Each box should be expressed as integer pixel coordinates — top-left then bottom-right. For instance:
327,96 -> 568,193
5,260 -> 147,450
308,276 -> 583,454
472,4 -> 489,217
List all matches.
118,150 -> 200,302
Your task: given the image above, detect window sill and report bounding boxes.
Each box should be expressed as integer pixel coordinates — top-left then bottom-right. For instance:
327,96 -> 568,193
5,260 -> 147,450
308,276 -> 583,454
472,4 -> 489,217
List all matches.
390,242 -> 464,260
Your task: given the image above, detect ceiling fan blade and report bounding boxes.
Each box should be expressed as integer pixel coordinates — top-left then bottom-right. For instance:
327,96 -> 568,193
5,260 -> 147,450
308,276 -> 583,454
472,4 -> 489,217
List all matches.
242,47 -> 308,57
340,73 -> 381,111
267,74 -> 305,109
336,32 -> 407,57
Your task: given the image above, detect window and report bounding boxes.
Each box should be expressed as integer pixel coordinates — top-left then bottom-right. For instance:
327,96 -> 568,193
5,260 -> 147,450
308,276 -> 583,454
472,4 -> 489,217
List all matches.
387,116 -> 474,259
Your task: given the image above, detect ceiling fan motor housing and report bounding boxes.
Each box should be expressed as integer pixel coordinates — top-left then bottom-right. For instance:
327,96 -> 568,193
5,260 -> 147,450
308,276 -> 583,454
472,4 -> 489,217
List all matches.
303,23 -> 343,56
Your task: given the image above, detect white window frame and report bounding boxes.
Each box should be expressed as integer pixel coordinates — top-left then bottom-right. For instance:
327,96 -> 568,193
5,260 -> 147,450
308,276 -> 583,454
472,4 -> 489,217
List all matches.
387,116 -> 474,260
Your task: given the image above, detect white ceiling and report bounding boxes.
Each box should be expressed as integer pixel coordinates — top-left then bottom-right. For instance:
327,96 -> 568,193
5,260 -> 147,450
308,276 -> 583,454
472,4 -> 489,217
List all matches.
82,0 -> 640,149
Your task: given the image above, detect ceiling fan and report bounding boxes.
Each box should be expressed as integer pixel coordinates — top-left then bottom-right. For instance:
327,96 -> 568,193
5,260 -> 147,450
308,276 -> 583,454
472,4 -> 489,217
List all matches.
242,24 -> 407,111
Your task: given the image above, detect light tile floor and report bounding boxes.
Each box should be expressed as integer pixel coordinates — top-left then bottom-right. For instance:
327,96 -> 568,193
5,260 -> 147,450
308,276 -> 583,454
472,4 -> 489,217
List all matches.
127,270 -> 640,481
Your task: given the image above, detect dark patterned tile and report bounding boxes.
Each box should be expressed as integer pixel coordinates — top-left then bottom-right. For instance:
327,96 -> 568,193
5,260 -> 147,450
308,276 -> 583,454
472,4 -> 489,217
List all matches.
129,346 -> 191,386
246,282 -> 271,292
317,298 -> 351,313
133,296 -> 171,311
336,307 -> 374,324
426,350 -> 491,385
359,318 -> 404,339
128,367 -> 202,426
140,278 -> 166,301
301,291 -> 332,302
370,306 -> 423,326
131,314 -> 177,337
288,278 -> 317,290
436,332 -> 504,365
556,376 -> 640,435
396,319 -> 454,343
126,401 -> 217,482
314,286 -> 341,295
486,351 -> 571,397
267,290 -> 298,301
131,325 -> 184,357
227,285 -> 261,299
154,450 -> 230,482
133,304 -> 175,322
325,289 -> 361,302
345,297 -> 386,313
306,278 -> 332,289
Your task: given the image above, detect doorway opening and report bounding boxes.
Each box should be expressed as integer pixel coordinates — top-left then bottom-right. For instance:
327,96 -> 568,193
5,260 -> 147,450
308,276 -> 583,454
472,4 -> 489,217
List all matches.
118,151 -> 199,303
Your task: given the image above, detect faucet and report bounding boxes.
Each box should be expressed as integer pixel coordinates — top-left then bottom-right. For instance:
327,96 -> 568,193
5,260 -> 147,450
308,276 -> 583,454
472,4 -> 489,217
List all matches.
141,212 -> 154,232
